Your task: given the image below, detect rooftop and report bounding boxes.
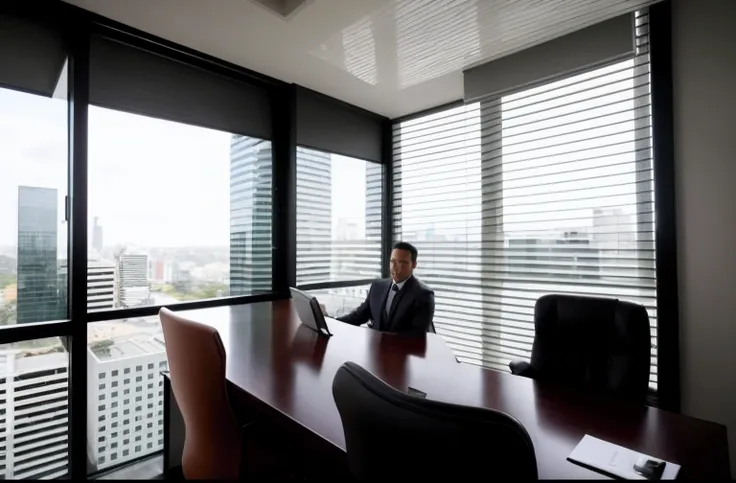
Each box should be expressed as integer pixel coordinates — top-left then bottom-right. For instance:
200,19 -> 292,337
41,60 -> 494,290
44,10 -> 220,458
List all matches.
0,351 -> 69,377
89,337 -> 165,363
15,351 -> 68,373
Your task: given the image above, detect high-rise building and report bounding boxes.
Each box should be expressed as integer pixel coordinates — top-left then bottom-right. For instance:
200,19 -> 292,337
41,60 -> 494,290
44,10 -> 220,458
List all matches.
86,334 -> 167,471
365,162 -> 382,242
148,259 -> 166,284
229,136 -> 273,295
92,217 -> 104,254
116,252 -> 150,308
16,187 -> 64,324
295,147 -> 332,284
88,260 -> 117,312
507,232 -> 601,280
355,161 -> 383,276
0,351 -> 69,479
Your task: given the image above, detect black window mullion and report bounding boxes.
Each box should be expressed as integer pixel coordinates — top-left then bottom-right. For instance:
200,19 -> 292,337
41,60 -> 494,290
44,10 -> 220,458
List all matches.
648,0 -> 679,412
382,119 -> 393,279
272,84 -> 297,294
67,21 -> 89,481
0,321 -> 73,346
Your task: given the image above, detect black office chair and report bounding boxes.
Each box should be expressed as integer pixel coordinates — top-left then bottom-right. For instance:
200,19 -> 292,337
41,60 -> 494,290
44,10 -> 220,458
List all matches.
332,362 -> 537,481
509,294 -> 651,404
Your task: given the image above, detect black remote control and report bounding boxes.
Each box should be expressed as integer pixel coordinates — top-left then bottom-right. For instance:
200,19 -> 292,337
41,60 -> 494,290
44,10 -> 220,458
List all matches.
633,456 -> 666,480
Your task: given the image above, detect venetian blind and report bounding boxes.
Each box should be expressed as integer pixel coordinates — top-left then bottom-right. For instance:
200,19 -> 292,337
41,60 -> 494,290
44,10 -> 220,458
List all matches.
393,11 -> 657,389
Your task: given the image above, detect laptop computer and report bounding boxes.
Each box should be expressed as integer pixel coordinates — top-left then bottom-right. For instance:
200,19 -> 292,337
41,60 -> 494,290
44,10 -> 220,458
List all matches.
290,287 -> 333,338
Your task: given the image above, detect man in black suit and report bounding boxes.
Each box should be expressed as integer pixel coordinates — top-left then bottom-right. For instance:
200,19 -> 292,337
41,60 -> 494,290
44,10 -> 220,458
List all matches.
337,242 -> 435,335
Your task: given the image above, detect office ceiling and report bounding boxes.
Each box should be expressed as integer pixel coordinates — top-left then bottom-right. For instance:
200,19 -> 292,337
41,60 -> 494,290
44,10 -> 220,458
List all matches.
62,0 -> 660,119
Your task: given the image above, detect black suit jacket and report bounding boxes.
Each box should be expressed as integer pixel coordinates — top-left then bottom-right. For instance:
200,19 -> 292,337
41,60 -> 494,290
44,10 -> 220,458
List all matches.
337,276 -> 435,335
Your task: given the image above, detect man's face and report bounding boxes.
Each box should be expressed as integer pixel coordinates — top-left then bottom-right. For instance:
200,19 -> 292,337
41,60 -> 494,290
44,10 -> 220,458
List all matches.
390,248 -> 416,283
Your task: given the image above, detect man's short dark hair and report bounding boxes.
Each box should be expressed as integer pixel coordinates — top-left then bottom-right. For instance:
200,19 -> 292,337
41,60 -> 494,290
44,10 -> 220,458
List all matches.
393,241 -> 418,263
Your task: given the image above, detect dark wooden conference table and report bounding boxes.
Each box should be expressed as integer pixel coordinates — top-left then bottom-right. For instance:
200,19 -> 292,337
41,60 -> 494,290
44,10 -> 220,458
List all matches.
168,300 -> 730,479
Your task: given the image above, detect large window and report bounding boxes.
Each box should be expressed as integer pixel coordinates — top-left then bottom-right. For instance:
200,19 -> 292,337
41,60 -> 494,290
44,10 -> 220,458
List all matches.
0,8 -> 72,479
393,12 -> 657,388
88,107 -> 273,311
0,87 -> 68,326
296,147 -> 382,286
81,29 -> 278,476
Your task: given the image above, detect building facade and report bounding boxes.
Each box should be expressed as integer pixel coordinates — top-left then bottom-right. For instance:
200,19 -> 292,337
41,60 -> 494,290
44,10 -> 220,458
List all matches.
116,252 -> 150,308
229,136 -> 273,295
88,260 -> 117,312
86,334 -> 167,471
295,147 -> 332,284
0,351 -> 69,479
16,187 -> 64,324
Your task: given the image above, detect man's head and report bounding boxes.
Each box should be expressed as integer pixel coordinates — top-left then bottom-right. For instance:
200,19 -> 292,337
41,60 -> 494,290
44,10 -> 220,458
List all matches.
390,242 -> 418,283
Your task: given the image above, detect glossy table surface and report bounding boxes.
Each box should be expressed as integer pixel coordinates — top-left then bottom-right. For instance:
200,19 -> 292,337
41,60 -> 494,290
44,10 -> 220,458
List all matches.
180,301 -> 730,480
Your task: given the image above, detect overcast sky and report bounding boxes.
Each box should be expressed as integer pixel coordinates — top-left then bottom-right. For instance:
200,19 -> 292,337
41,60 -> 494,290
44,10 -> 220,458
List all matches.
0,87 -> 366,250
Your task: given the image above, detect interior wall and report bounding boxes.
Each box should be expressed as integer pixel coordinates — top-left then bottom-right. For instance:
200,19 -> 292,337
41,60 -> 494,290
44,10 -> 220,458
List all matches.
671,0 -> 736,474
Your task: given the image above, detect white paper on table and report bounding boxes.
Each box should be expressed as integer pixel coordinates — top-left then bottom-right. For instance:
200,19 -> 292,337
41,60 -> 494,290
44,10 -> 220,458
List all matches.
568,435 -> 681,480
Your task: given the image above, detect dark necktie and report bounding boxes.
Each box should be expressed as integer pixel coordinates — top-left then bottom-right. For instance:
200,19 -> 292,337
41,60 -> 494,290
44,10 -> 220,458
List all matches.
385,284 -> 400,319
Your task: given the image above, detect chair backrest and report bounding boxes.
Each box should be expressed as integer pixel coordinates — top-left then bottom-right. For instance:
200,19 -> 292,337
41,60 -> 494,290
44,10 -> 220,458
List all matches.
530,294 -> 651,403
332,362 -> 537,481
159,308 -> 242,479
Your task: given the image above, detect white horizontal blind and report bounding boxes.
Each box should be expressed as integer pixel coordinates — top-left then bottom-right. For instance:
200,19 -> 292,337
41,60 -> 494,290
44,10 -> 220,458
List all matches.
393,11 -> 657,389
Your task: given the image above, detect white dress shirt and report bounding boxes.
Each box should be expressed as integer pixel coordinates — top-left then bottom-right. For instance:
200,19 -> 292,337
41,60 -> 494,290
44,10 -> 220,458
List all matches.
385,276 -> 410,317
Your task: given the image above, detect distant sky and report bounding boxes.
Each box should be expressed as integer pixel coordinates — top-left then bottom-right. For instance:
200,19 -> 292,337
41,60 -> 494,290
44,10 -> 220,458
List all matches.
0,86 -> 366,250
0,88 -> 67,248
88,106 -> 231,248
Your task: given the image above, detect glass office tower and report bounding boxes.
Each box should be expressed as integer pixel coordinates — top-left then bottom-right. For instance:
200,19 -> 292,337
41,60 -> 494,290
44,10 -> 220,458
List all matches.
16,187 -> 64,324
229,136 -> 273,295
295,147 -> 332,284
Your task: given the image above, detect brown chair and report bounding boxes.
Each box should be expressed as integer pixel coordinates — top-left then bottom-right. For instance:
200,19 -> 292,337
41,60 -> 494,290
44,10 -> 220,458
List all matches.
159,308 -> 242,479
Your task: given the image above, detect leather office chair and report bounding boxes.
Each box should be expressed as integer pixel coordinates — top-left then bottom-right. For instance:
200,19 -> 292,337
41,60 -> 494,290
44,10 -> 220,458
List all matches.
160,308 -> 243,479
509,294 -> 651,404
332,361 -> 537,481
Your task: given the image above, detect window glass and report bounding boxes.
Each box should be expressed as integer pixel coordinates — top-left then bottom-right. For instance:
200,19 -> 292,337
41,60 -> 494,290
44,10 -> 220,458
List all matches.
88,107 -> 273,312
393,54 -> 657,387
296,147 -> 382,285
0,86 -> 68,325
